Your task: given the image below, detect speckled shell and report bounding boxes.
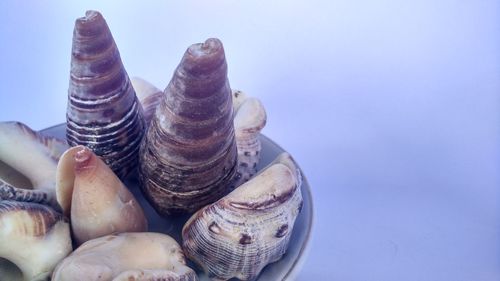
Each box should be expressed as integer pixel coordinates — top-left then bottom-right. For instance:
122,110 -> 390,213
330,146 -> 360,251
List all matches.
231,90 -> 267,186
66,10 -> 145,179
52,232 -> 197,281
55,146 -> 147,245
0,200 -> 72,281
0,121 -> 68,209
182,153 -> 303,281
139,38 -> 238,215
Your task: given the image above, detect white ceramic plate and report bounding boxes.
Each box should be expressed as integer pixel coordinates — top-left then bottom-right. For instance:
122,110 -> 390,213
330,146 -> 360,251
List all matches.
41,124 -> 314,281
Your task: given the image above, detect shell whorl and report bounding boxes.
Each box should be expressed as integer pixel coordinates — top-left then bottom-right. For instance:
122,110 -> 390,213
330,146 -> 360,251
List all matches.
182,153 -> 303,281
0,201 -> 72,281
139,38 -> 238,215
66,10 -> 145,179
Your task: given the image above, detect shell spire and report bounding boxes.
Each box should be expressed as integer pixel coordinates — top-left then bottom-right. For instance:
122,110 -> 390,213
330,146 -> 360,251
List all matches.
139,38 -> 238,215
66,10 -> 145,179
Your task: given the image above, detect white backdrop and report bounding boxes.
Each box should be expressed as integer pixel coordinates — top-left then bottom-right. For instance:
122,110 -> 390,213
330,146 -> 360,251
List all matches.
1,1 -> 499,280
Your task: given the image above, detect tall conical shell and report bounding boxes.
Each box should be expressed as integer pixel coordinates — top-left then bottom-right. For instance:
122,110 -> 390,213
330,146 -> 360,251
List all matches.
182,153 -> 303,281
0,201 -> 72,281
66,10 -> 145,179
139,38 -> 238,215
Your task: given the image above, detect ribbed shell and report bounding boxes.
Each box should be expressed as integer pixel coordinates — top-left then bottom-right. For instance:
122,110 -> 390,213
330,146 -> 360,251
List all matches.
0,201 -> 72,281
182,153 -> 303,281
66,10 -> 145,179
139,38 -> 238,215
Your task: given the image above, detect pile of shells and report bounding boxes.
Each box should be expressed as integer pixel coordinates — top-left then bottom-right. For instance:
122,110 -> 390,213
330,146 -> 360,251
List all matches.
0,10 -> 303,281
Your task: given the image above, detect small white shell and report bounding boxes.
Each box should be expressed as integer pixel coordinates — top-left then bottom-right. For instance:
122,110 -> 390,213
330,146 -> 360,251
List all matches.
182,153 -> 303,281
232,90 -> 267,186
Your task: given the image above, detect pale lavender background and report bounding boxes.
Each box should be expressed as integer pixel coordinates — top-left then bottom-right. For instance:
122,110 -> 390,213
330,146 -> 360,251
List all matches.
1,1 -> 500,280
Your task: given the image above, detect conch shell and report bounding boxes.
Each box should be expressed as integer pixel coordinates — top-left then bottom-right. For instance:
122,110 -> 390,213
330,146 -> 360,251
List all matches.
0,121 -> 68,209
0,200 -> 72,281
52,232 -> 197,281
182,153 -> 303,281
139,38 -> 239,215
66,10 -> 145,179
55,145 -> 147,245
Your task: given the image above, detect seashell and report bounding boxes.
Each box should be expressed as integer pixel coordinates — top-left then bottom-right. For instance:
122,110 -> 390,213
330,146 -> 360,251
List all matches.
139,38 -> 239,215
66,10 -> 146,179
55,145 -> 147,245
131,76 -> 162,125
132,77 -> 267,191
182,152 -> 303,281
0,200 -> 72,281
0,121 -> 68,209
232,90 -> 267,186
52,232 -> 197,281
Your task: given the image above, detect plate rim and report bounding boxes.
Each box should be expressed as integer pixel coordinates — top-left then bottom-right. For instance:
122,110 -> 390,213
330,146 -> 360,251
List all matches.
40,123 -> 314,281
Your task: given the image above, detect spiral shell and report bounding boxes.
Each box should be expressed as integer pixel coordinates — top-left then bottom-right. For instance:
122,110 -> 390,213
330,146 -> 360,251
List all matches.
139,38 -> 238,215
182,153 -> 303,281
0,200 -> 72,281
52,232 -> 197,281
55,146 -> 147,245
0,121 -> 68,209
66,10 -> 145,179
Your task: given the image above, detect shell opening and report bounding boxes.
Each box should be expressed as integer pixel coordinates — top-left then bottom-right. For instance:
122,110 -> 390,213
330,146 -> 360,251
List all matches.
0,160 -> 33,190
0,257 -> 23,281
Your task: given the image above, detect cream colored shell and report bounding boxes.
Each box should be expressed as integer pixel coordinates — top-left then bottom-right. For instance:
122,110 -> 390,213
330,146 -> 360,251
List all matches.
0,121 -> 68,209
182,153 -> 303,281
56,146 -> 147,245
52,232 -> 197,281
0,201 -> 72,281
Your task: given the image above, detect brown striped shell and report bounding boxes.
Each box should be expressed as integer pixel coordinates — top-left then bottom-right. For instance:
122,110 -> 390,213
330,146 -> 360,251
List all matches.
52,232 -> 197,281
0,200 -> 72,281
182,153 -> 303,281
0,121 -> 68,209
139,38 -> 239,215
66,10 -> 145,179
55,146 -> 147,245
